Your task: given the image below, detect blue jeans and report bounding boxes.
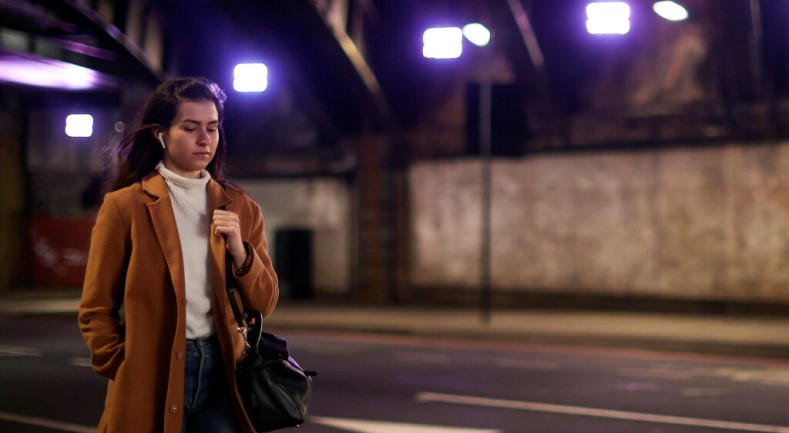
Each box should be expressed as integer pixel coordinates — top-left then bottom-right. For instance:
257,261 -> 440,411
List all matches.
182,336 -> 241,433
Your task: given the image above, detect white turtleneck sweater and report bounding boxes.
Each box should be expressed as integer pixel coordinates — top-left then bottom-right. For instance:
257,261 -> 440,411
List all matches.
156,162 -> 214,339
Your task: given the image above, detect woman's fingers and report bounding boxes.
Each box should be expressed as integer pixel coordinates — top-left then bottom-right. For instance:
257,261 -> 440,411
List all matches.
213,210 -> 246,261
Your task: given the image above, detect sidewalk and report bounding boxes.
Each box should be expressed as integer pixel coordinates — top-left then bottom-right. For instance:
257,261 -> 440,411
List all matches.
2,288 -> 789,359
266,303 -> 789,359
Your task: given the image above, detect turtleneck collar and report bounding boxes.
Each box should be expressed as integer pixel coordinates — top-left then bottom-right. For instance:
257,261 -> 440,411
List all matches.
156,162 -> 211,189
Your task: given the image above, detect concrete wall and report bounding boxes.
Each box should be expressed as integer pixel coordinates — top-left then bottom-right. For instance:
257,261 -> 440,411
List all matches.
408,142 -> 789,303
15,104 -> 354,293
15,103 -> 789,306
238,178 -> 352,295
27,108 -> 115,217
0,112 -> 25,289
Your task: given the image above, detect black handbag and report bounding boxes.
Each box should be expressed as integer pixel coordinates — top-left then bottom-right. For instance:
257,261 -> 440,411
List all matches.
225,255 -> 316,432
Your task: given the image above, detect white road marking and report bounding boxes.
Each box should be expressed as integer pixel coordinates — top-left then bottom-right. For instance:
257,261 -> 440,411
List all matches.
416,392 -> 789,433
70,357 -> 92,367
396,351 -> 450,363
494,358 -> 561,371
681,388 -> 726,397
0,344 -> 42,357
310,416 -> 500,433
618,367 -> 693,380
0,411 -> 94,433
617,365 -> 789,387
714,367 -> 789,387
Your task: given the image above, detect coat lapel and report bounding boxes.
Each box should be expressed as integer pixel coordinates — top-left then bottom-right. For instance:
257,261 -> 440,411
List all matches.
206,180 -> 243,379
141,174 -> 233,312
208,180 -> 234,300
143,174 -> 186,297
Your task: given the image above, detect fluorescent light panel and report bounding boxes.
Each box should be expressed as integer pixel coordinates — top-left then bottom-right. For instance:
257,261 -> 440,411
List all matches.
233,63 -> 268,92
462,23 -> 491,47
586,2 -> 632,35
653,1 -> 689,21
0,55 -> 115,90
65,114 -> 93,137
422,27 -> 463,59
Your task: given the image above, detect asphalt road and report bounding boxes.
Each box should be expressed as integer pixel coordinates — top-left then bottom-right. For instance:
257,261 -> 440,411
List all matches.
2,313 -> 789,433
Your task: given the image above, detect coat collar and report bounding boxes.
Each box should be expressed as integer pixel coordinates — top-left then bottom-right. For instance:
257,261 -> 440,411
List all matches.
141,171 -> 169,199
207,178 -> 233,212
141,171 -> 233,210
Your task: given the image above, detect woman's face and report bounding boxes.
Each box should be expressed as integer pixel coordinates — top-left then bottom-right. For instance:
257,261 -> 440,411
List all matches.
161,99 -> 220,178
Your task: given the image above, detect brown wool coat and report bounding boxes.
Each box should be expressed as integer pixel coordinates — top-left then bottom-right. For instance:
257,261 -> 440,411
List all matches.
78,172 -> 279,433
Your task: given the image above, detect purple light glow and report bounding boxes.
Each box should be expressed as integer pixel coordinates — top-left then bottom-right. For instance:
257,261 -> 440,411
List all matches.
0,55 -> 117,90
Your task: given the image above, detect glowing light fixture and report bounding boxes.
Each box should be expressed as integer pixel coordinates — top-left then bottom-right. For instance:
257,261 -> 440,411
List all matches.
586,2 -> 631,35
233,63 -> 268,92
653,1 -> 688,21
462,23 -> 491,47
65,114 -> 93,138
422,27 -> 463,59
0,55 -> 115,90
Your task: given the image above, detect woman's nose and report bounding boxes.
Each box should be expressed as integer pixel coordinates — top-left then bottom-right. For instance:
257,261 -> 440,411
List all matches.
197,129 -> 210,145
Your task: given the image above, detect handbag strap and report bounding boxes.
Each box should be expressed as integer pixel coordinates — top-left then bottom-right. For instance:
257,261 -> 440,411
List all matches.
227,252 -> 270,351
219,182 -> 258,348
225,253 -> 246,328
218,181 -> 246,331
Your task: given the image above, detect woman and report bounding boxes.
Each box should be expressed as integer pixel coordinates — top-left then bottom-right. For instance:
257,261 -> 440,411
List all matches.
78,77 -> 279,433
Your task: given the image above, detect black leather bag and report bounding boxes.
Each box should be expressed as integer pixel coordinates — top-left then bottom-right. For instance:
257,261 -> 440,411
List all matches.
225,256 -> 316,432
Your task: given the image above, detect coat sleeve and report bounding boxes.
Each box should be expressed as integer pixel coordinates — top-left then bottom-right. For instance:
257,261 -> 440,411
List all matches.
78,193 -> 128,380
233,198 -> 279,319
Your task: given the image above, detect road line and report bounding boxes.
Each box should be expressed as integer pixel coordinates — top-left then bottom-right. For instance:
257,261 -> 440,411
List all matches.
70,357 -> 92,367
416,392 -> 789,433
494,358 -> 561,371
618,367 -> 693,380
396,351 -> 450,363
311,416 -> 500,433
0,344 -> 41,357
0,411 -> 94,433
714,367 -> 789,387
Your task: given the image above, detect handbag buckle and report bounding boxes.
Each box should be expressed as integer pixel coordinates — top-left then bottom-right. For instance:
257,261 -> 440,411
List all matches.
237,314 -> 251,349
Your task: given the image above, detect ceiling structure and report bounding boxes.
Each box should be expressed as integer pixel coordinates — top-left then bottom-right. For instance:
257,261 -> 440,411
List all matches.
1,0 -> 788,169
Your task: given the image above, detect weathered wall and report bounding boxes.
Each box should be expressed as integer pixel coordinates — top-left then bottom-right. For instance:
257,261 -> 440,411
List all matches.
238,178 -> 352,295
17,105 -> 789,305
0,112 -> 25,289
409,142 -> 789,303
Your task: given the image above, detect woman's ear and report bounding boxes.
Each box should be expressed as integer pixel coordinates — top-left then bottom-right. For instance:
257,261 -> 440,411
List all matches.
154,131 -> 166,149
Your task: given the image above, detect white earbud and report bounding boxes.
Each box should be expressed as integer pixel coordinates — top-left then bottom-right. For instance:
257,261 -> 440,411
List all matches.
157,133 -> 166,149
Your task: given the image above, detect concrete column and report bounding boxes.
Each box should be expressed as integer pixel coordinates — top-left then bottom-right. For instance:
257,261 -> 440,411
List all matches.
352,133 -> 394,302
0,98 -> 26,290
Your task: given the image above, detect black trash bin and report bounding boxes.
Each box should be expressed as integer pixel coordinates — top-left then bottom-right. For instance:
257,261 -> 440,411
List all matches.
274,228 -> 313,300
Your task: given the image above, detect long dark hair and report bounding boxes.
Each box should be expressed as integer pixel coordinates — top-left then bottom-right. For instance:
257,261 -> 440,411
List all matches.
108,77 -> 229,191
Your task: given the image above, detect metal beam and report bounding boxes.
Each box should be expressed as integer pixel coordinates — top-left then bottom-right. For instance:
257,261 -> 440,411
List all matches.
57,0 -> 165,84
504,0 -> 544,68
307,0 -> 398,132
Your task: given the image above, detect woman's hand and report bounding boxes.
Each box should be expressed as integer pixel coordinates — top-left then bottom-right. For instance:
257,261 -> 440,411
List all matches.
213,209 -> 247,267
